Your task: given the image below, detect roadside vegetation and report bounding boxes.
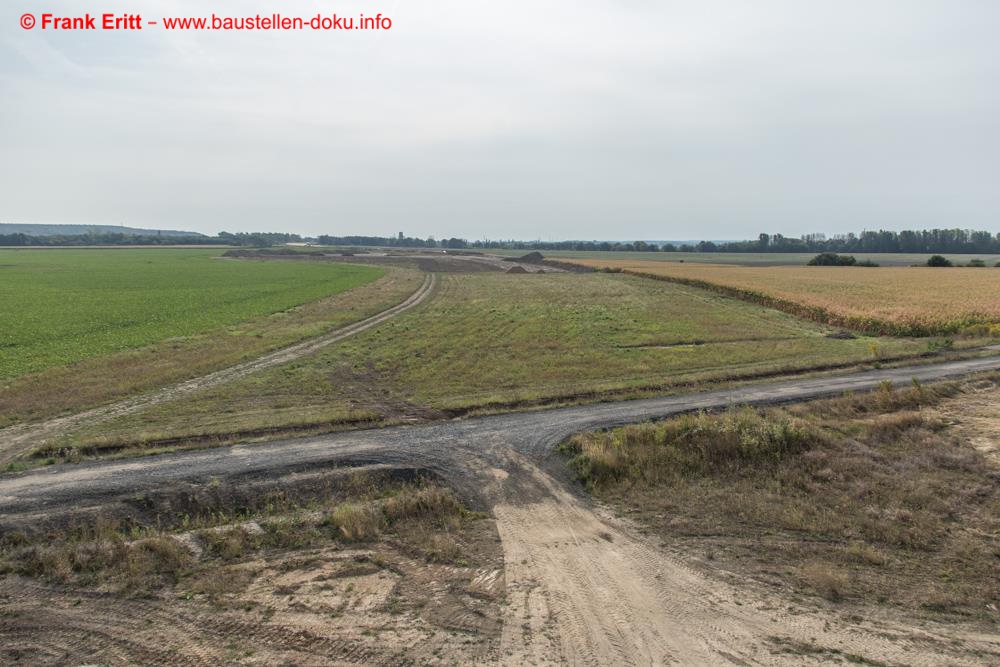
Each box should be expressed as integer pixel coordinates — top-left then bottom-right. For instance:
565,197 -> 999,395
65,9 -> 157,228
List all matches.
45,271 -> 932,458
0,480 -> 477,591
561,376 -> 1000,620
570,258 -> 1000,336
0,252 -> 423,427
0,472 -> 503,664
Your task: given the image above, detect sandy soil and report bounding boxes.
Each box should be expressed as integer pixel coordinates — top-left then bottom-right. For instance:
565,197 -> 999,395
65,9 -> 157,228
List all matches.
939,379 -> 1000,467
0,537 -> 505,666
491,453 -> 999,666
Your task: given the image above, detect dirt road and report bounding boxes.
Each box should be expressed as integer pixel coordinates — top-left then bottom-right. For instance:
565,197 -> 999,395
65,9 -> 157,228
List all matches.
0,274 -> 436,467
3,353 -> 1000,665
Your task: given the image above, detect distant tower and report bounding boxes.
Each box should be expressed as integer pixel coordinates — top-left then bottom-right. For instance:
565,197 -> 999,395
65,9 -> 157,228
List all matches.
398,232 -> 404,240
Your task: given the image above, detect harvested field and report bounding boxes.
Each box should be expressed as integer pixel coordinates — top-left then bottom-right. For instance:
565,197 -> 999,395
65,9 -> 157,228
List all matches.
48,271 -> 930,458
569,258 -> 1000,336
490,249 -> 1000,267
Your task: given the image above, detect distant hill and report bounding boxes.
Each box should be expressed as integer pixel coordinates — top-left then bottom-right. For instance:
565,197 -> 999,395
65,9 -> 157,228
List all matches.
0,223 -> 204,238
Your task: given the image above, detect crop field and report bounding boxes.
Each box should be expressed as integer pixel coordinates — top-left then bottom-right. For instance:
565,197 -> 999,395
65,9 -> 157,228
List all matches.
0,249 -> 383,380
490,249 -> 1000,267
568,259 -> 1000,336
54,271 -> 930,457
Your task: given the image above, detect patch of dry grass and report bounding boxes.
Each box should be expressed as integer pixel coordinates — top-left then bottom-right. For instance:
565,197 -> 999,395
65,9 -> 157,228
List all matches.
563,377 -> 1000,618
0,480 -> 477,595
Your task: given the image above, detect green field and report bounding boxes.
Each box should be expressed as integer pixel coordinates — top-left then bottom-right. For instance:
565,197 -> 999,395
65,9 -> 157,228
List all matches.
59,271 -> 931,456
0,249 -> 383,379
489,249 -> 1000,267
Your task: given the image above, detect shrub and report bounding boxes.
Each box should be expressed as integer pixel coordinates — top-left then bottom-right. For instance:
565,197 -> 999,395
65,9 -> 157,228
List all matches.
808,253 -> 856,266
966,259 -> 986,267
926,255 -> 952,267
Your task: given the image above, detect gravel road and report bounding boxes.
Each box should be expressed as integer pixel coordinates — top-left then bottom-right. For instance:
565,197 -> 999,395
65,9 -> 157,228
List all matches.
3,351 -> 1000,665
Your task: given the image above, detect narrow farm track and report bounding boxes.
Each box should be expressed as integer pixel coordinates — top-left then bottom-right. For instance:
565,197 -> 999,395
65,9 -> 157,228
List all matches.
0,273 -> 437,466
3,352 -> 1000,665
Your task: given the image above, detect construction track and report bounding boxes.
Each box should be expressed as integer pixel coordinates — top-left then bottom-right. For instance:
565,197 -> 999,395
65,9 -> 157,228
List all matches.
3,352 -> 1000,665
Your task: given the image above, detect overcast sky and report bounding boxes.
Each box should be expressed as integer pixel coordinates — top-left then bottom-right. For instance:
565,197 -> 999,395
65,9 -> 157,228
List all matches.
2,1 -> 998,240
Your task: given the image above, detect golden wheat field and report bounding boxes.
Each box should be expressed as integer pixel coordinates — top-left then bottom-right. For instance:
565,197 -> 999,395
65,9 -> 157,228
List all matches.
569,259 -> 1000,336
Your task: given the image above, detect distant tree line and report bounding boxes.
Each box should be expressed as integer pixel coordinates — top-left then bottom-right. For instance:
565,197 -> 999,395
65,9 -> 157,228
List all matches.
316,235 -> 667,252
0,233 -> 229,246
319,229 -> 1000,254
216,232 -> 303,247
4,227 -> 999,254
709,229 -> 1000,254
0,231 -> 302,247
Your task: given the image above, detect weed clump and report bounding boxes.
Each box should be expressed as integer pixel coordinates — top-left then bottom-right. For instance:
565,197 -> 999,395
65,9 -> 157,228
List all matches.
563,407 -> 818,489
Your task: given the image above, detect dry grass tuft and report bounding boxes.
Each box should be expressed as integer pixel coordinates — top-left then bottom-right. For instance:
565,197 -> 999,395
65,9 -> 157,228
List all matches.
801,562 -> 850,602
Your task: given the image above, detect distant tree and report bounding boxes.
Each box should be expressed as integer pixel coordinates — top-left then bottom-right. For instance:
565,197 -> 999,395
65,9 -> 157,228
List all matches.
808,253 -> 857,266
966,259 -> 986,267
926,255 -> 953,267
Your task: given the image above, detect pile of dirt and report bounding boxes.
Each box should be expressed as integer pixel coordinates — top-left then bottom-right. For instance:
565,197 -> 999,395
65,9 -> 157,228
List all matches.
516,251 -> 545,263
506,265 -> 529,274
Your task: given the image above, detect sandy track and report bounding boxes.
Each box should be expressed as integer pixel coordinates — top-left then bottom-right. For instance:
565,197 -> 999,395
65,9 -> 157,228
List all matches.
494,454 -> 997,666
0,274 -> 436,466
3,353 -> 1000,664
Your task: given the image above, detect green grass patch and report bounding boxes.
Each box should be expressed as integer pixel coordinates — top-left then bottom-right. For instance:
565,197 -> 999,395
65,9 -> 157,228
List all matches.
59,272 -> 928,456
0,249 -> 383,379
